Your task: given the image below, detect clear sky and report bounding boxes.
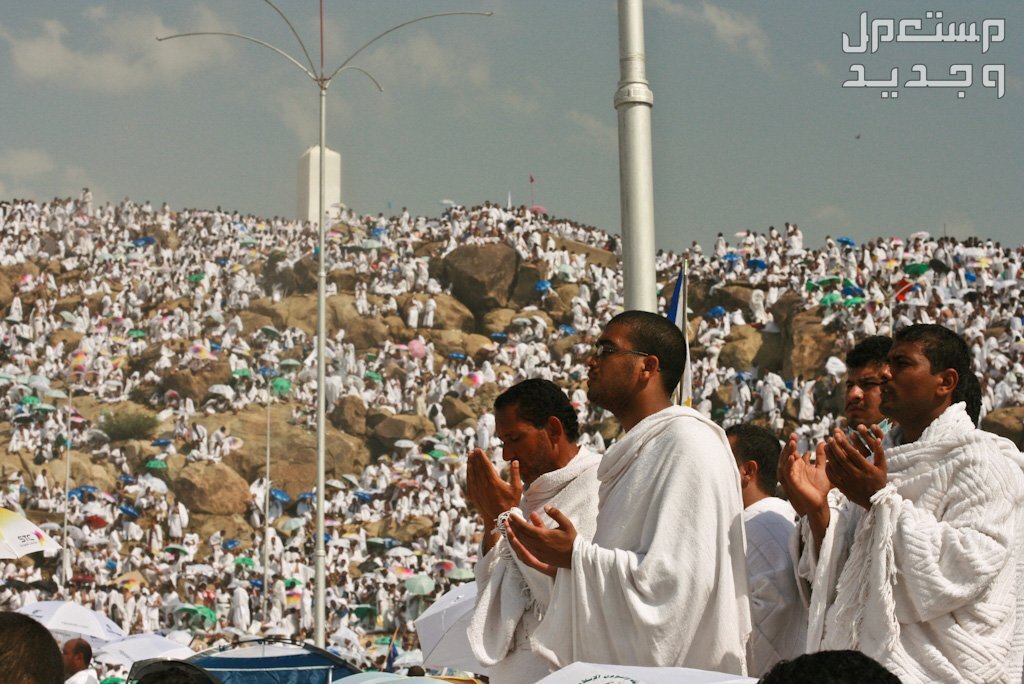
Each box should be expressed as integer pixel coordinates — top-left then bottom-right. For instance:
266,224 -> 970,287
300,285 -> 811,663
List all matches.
0,1 -> 1020,251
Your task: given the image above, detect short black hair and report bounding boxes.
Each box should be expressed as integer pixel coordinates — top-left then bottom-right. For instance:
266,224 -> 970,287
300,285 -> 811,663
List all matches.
759,650 -> 901,683
494,378 -> 580,442
846,336 -> 892,371
608,310 -> 687,396
726,423 -> 782,494
68,639 -> 92,666
893,324 -> 979,422
0,612 -> 63,684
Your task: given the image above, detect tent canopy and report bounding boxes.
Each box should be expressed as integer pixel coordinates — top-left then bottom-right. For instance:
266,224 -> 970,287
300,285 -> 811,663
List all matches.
187,639 -> 359,684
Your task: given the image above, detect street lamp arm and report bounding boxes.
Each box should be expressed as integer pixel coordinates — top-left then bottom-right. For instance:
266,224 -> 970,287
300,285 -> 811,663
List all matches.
330,66 -> 383,93
261,0 -> 318,76
329,11 -> 493,81
156,31 -> 317,83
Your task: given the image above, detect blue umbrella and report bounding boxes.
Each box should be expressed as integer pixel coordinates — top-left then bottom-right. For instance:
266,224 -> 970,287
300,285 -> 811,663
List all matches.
489,332 -> 508,342
67,488 -> 84,500
258,366 -> 277,378
106,559 -> 118,570
748,258 -> 768,271
842,284 -> 864,298
837,236 -> 856,247
965,271 -> 978,282
722,253 -> 741,262
270,488 -> 291,503
216,257 -> 230,266
210,342 -> 222,351
119,504 -> 140,518
370,227 -> 387,237
298,492 -> 316,500
117,475 -> 136,483
132,236 -> 156,247
355,491 -> 374,504
447,352 -> 467,360
558,324 -> 577,335
150,438 -> 171,447
705,306 -> 727,319
533,280 -> 552,293
249,579 -> 264,589
223,539 -> 241,551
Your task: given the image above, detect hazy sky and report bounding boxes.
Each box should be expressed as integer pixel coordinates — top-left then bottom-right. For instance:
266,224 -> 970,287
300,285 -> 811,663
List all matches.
0,1 -> 1020,251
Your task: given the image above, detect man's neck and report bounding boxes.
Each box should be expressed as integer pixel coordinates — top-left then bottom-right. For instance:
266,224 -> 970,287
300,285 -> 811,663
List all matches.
899,400 -> 953,444
742,487 -> 770,510
619,396 -> 674,432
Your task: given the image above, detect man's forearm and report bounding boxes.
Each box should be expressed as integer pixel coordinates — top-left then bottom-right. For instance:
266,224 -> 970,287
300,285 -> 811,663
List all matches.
807,506 -> 830,554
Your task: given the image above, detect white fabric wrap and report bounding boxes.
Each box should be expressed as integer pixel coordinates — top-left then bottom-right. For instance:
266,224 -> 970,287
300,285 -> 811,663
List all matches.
529,405 -> 750,674
797,402 -> 1024,684
468,447 -> 601,684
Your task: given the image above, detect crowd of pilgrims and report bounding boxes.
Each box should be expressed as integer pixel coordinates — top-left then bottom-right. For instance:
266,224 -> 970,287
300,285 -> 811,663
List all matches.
0,191 -> 1022,679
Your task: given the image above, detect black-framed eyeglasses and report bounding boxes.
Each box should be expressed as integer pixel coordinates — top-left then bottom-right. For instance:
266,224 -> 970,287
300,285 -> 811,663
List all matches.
591,343 -> 652,360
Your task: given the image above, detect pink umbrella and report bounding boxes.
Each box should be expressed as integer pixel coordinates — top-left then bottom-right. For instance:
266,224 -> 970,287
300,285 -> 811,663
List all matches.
407,339 -> 427,359
529,205 -> 547,215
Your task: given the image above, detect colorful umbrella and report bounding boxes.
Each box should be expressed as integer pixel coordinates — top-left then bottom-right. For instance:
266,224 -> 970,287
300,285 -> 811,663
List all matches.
0,508 -> 61,559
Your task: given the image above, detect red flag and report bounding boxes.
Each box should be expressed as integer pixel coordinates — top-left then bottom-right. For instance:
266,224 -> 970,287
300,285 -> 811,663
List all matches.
529,174 -> 535,184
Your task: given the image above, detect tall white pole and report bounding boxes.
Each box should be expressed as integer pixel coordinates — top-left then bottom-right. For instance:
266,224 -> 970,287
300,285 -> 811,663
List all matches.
262,397 -> 272,617
314,85 -> 328,649
61,389 -> 72,588
615,0 -> 658,313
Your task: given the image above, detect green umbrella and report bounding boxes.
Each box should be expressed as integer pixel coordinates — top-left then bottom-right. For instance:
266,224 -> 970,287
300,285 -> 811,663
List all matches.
279,359 -> 302,369
844,296 -> 866,307
260,326 -> 282,338
428,449 -> 446,460
231,368 -> 252,378
816,276 -> 841,287
45,388 -> 68,400
819,292 -> 842,307
364,371 -> 382,382
903,262 -> 930,277
234,556 -> 255,567
352,604 -> 377,619
447,568 -> 475,581
804,281 -> 818,292
240,239 -> 257,247
284,578 -> 303,589
33,403 -> 57,413
404,574 -> 435,595
188,273 -> 205,283
101,677 -> 125,684
270,377 -> 292,394
20,395 -> 41,406
145,460 -> 168,470
127,329 -> 146,338
164,544 -> 189,555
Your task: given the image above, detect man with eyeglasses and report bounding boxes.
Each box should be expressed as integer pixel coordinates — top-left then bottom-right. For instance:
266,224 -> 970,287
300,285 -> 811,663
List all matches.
844,335 -> 892,431
504,310 -> 750,674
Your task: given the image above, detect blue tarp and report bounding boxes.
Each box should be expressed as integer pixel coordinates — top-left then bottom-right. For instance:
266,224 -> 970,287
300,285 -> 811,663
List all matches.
189,640 -> 359,684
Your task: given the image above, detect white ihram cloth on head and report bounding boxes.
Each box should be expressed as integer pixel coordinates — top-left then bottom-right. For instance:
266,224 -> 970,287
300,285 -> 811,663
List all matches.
530,405 -> 750,675
797,402 -> 1024,684
469,447 -> 601,684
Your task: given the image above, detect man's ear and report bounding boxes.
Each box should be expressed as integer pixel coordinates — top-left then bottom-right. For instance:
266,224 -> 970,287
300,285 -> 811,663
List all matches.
545,416 -> 564,443
936,368 -> 959,399
642,354 -> 660,378
739,459 -> 758,486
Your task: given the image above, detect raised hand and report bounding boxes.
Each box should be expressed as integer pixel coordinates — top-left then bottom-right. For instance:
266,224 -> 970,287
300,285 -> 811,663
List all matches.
466,448 -> 522,552
825,425 -> 888,510
778,433 -> 831,517
504,505 -> 577,578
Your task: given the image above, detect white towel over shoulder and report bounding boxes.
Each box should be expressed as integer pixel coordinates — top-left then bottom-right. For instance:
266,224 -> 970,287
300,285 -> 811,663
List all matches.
469,447 -> 601,684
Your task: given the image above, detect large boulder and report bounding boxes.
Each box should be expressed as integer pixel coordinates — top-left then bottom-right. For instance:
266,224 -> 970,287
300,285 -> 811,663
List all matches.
552,237 -> 618,270
173,462 -> 251,515
508,261 -> 549,310
982,406 -> 1024,449
719,325 -> 763,371
440,243 -> 520,317
330,395 -> 367,436
442,395 -> 476,429
481,309 -> 517,335
370,414 -> 436,455
771,292 -> 839,379
160,361 -> 231,402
